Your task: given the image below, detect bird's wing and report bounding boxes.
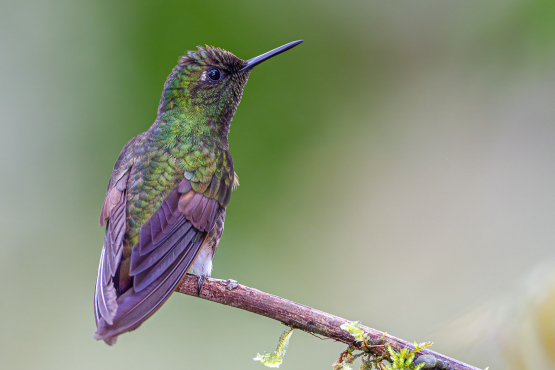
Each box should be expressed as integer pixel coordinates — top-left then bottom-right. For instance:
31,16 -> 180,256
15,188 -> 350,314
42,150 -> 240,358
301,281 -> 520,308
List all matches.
95,135 -> 138,327
94,143 -> 234,343
95,170 -> 130,326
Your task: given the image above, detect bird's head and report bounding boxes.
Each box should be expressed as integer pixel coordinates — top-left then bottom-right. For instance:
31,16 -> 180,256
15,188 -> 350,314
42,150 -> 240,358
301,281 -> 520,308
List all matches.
157,40 -> 303,144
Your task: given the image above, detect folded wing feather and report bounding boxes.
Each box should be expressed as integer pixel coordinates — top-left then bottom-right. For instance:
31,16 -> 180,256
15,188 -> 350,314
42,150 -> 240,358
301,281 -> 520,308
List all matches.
94,175 -> 231,344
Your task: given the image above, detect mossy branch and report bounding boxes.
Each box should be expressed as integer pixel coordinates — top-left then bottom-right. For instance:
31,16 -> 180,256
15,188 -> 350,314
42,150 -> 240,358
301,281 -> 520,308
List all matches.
177,274 -> 483,370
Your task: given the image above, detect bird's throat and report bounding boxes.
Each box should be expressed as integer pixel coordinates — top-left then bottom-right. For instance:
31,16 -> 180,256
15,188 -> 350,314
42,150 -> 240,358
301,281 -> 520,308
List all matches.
153,104 -> 230,148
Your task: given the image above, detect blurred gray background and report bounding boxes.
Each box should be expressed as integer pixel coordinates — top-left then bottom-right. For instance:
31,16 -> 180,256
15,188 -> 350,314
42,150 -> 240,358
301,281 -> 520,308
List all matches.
1,0 -> 555,369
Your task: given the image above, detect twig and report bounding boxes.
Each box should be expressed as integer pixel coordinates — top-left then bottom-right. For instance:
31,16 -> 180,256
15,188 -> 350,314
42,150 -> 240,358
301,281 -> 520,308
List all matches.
176,274 -> 482,370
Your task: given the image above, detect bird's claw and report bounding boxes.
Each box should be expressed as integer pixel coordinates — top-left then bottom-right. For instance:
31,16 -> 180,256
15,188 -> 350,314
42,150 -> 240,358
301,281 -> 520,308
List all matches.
197,275 -> 205,296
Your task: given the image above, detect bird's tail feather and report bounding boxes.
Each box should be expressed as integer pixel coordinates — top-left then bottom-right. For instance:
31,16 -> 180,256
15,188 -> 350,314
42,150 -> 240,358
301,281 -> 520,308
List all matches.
94,233 -> 206,343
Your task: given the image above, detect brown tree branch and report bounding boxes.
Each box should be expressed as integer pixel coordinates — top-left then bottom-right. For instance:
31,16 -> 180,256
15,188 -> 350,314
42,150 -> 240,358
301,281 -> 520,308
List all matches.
177,274 -> 482,370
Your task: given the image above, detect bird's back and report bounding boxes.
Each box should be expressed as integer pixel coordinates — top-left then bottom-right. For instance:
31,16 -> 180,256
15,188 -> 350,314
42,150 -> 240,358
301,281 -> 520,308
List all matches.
94,124 -> 234,343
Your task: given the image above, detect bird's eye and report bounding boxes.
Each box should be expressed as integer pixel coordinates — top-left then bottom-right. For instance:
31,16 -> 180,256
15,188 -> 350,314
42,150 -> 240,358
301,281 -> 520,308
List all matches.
207,68 -> 221,81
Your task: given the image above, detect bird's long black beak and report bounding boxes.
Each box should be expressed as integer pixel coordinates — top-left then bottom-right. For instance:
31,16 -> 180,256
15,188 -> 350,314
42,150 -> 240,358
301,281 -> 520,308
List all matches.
238,40 -> 303,72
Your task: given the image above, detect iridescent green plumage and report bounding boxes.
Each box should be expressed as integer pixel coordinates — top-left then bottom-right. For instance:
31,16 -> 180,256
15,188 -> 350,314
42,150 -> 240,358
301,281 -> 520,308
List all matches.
94,40 -> 302,344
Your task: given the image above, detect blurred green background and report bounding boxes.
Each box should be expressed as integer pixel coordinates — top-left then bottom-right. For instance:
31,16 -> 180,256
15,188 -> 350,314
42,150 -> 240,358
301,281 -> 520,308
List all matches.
2,0 -> 555,369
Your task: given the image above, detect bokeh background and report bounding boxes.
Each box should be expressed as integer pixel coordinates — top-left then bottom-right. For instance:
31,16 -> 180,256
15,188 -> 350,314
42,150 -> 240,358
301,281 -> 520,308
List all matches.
1,0 -> 555,369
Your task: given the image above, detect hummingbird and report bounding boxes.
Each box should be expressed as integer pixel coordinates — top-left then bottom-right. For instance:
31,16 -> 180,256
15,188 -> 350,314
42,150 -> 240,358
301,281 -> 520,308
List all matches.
94,40 -> 303,345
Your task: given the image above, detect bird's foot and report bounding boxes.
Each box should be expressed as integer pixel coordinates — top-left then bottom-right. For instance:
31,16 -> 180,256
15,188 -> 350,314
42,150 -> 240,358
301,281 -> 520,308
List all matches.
197,275 -> 205,296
